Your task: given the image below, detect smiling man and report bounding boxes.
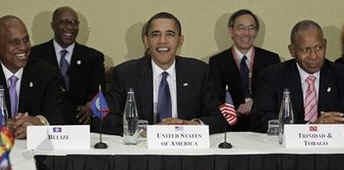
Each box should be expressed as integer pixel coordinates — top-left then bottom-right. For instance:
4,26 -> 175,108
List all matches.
0,15 -> 67,138
251,20 -> 344,132
31,6 -> 105,126
102,12 -> 227,135
209,9 -> 280,131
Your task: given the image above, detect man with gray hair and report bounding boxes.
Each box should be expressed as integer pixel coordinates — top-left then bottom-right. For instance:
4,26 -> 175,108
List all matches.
251,20 -> 344,132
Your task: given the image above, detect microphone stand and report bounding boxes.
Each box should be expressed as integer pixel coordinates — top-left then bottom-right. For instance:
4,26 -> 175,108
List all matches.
218,126 -> 232,149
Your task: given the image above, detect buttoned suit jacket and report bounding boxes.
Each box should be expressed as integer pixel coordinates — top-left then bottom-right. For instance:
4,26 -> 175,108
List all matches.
209,47 -> 280,131
101,56 -> 227,135
0,59 -> 67,124
251,59 -> 344,132
31,40 -> 105,124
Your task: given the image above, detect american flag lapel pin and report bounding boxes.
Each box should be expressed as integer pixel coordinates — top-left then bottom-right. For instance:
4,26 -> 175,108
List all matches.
77,60 -> 82,65
29,82 -> 33,88
327,87 -> 331,92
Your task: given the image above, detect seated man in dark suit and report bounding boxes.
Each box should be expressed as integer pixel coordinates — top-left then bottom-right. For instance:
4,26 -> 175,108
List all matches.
102,12 -> 227,135
0,15 -> 67,138
30,6 -> 105,125
251,20 -> 344,133
209,9 -> 280,131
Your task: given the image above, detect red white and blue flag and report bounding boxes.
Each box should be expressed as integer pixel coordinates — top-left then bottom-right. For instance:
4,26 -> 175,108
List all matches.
218,85 -> 237,126
90,86 -> 110,120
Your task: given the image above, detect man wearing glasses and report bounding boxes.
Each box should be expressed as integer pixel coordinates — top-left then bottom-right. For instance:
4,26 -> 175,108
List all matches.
31,6 -> 105,126
251,20 -> 344,133
209,9 -> 280,131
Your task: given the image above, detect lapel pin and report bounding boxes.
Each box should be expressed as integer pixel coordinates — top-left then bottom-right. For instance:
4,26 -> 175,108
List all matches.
183,82 -> 189,87
77,60 -> 82,65
327,87 -> 331,92
29,82 -> 33,87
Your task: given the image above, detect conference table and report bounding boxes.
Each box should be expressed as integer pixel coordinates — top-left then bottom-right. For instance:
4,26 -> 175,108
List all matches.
10,132 -> 344,170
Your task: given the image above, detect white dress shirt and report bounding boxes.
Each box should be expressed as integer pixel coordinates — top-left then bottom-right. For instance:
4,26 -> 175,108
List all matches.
296,63 -> 320,101
233,46 -> 254,70
152,60 -> 178,120
53,40 -> 75,65
1,62 -> 23,98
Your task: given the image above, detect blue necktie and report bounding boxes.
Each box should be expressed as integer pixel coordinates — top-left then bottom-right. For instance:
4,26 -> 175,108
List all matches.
240,56 -> 249,98
60,50 -> 70,90
157,72 -> 172,121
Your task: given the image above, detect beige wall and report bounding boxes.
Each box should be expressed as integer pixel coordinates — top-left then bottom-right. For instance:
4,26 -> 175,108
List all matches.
2,0 -> 344,69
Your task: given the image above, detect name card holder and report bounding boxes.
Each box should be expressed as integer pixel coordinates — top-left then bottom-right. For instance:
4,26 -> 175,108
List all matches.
284,124 -> 344,148
27,125 -> 90,150
147,125 -> 209,149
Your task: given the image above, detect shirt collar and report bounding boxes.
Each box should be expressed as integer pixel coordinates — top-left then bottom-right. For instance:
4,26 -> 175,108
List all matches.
233,46 -> 254,62
1,61 -> 24,81
152,59 -> 176,80
296,63 -> 320,83
53,39 -> 75,55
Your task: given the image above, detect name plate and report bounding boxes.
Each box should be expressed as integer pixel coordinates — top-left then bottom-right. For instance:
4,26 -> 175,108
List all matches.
27,125 -> 90,150
147,125 -> 209,149
284,124 -> 344,148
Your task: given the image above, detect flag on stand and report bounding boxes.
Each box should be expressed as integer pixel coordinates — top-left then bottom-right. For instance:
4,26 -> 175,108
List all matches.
90,86 -> 110,120
218,85 -> 237,126
0,108 -> 14,170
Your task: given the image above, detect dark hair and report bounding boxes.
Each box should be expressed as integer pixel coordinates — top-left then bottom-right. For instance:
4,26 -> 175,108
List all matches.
228,9 -> 259,31
144,12 -> 182,36
290,20 -> 323,44
52,6 -> 78,22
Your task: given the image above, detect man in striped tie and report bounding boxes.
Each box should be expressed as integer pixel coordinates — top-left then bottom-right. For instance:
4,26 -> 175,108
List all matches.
251,20 -> 344,133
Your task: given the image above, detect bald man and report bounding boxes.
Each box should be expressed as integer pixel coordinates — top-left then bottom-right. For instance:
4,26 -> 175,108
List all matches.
31,6 -> 105,126
0,15 -> 67,138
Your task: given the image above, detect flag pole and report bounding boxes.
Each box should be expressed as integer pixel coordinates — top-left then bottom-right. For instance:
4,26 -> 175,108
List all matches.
94,85 -> 108,149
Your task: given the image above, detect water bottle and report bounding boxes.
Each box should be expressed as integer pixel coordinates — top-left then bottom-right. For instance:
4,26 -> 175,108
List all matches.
0,87 -> 8,126
123,88 -> 139,145
278,88 -> 294,144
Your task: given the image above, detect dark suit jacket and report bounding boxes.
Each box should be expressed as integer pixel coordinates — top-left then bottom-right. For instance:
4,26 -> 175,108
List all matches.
335,56 -> 344,64
0,59 -> 67,124
251,59 -> 344,132
101,56 -> 227,135
209,47 -> 280,131
31,40 -> 105,124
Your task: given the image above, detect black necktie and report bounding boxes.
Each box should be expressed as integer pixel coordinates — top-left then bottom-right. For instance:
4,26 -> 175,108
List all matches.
240,56 -> 249,98
157,72 -> 172,121
60,49 -> 70,90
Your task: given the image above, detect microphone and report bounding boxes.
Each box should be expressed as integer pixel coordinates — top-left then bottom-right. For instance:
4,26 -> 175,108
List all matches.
218,126 -> 232,149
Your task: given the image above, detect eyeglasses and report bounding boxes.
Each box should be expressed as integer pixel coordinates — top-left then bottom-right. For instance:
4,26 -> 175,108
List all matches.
57,19 -> 79,27
296,44 -> 324,55
232,25 -> 257,32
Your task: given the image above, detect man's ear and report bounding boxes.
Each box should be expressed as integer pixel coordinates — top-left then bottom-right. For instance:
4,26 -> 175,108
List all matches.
288,44 -> 296,58
178,35 -> 184,47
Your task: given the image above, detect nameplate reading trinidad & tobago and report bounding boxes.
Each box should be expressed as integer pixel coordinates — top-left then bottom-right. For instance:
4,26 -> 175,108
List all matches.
27,125 -> 90,150
284,124 -> 344,148
147,125 -> 209,149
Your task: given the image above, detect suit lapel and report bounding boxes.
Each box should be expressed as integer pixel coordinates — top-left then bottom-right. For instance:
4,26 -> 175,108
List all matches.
48,40 -> 59,68
67,43 -> 83,92
288,62 -> 305,123
18,65 -> 35,114
318,62 -> 333,111
136,57 -> 154,122
175,57 -> 183,118
0,66 -> 11,115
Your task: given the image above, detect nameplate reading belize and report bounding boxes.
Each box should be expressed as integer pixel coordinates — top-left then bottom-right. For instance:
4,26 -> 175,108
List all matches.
284,124 -> 344,148
147,125 -> 209,149
27,125 -> 90,150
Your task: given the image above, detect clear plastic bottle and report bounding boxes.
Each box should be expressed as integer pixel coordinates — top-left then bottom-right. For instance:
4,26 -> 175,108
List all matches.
278,88 -> 294,144
123,88 -> 139,145
0,87 -> 8,125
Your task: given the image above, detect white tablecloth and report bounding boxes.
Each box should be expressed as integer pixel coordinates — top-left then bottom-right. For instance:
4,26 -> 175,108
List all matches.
10,132 -> 344,170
